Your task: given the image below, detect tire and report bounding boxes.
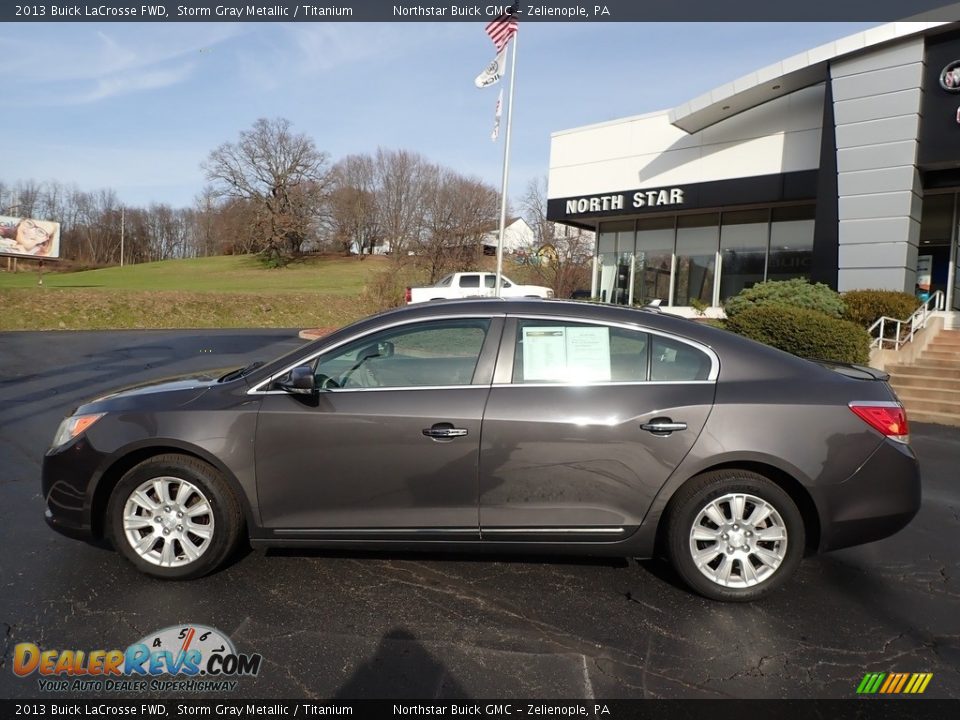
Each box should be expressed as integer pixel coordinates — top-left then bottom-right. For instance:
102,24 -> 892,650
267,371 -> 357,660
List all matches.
665,469 -> 804,602
107,454 -> 243,580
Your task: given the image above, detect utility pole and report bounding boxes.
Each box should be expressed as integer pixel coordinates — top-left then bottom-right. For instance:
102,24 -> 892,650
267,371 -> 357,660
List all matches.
3,203 -> 21,274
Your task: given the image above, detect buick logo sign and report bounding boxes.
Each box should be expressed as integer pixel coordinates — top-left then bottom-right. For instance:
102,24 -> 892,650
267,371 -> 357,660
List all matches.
940,60 -> 960,91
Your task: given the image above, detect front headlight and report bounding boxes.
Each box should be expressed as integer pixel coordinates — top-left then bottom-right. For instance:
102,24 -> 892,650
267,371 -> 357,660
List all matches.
52,413 -> 105,449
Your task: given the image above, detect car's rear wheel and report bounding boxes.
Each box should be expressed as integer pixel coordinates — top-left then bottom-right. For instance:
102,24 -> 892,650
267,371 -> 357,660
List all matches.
665,469 -> 804,601
107,454 -> 242,580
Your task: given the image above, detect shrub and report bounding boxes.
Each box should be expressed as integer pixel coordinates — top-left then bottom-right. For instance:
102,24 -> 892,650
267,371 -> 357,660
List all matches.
689,297 -> 710,316
725,305 -> 871,364
842,289 -> 920,327
359,261 -> 426,313
724,278 -> 846,319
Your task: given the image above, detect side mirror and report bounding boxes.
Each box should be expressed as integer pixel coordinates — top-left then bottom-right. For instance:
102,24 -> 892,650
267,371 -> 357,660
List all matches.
276,365 -> 316,395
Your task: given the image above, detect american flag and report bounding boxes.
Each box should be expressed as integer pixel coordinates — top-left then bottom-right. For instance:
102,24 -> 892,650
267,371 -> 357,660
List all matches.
485,8 -> 518,51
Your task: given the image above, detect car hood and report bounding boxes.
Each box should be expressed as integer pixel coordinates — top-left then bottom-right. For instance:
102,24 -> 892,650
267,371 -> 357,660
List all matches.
75,368 -> 235,413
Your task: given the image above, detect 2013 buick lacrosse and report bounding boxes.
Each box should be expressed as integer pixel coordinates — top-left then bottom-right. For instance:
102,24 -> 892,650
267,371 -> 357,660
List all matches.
42,299 -> 920,601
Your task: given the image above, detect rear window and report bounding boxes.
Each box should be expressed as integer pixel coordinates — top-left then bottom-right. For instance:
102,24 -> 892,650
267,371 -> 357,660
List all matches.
459,275 -> 480,288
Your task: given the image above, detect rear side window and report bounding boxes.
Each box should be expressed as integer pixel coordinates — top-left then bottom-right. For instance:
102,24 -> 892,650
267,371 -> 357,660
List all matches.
650,336 -> 712,381
509,319 -> 712,384
459,275 -> 480,288
511,320 -> 648,384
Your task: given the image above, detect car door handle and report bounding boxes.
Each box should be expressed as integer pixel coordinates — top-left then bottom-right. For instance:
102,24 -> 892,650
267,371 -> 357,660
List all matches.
422,424 -> 469,439
640,419 -> 687,434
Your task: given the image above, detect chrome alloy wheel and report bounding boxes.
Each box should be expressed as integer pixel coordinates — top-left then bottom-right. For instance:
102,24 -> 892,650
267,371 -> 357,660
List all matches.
122,476 -> 215,568
688,492 -> 788,588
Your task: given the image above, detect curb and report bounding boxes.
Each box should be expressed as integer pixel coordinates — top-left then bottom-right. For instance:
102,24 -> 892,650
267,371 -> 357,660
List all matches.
298,327 -> 336,341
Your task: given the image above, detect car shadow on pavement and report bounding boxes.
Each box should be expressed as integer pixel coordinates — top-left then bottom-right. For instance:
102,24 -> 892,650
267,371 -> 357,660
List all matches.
262,547 -> 631,569
333,627 -> 468,699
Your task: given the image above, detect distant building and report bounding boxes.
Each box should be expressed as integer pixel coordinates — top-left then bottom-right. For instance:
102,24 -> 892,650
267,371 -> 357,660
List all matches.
349,240 -> 391,255
548,21 -> 960,312
481,217 -> 535,255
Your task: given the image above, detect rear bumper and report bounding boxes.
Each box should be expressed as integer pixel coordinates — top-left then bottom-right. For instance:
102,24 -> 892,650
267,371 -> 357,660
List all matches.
816,438 -> 921,552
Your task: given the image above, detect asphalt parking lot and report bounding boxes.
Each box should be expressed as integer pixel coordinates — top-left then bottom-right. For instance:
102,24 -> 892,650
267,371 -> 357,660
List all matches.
0,329 -> 958,699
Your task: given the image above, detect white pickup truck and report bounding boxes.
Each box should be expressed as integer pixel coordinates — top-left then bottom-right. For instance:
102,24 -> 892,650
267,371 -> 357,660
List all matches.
405,272 -> 554,304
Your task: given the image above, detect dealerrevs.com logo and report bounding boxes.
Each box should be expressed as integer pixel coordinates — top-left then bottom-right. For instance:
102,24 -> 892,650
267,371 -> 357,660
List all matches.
12,624 -> 262,693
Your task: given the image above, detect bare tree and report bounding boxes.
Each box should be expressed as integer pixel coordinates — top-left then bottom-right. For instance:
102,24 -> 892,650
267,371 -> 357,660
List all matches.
416,168 -> 499,283
521,175 -> 595,298
202,117 -> 330,266
374,148 -> 429,256
326,154 -> 382,258
521,176 -> 554,248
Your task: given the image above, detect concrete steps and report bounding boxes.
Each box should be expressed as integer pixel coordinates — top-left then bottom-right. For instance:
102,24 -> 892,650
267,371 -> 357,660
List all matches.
887,329 -> 960,427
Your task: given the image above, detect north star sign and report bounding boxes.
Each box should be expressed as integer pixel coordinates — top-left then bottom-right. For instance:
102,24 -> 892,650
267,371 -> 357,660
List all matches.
564,188 -> 685,215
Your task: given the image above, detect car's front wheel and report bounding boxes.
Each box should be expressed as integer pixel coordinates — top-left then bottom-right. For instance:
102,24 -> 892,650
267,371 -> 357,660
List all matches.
665,469 -> 804,601
107,454 -> 242,580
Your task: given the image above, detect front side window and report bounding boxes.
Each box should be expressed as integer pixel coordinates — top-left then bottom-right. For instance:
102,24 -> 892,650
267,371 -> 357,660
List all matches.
313,319 -> 491,389
511,320 -> 648,384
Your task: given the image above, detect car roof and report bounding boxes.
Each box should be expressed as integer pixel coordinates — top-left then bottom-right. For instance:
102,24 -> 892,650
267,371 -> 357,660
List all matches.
363,299 -> 815,378
377,298 -> 692,332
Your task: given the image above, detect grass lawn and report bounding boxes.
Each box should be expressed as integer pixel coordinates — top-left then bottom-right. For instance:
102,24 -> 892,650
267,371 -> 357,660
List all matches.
0,255 -> 384,330
0,254 -> 383,293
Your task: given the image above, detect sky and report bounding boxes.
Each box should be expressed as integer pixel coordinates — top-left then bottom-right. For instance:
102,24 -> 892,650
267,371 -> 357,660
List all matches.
1,21 -> 878,212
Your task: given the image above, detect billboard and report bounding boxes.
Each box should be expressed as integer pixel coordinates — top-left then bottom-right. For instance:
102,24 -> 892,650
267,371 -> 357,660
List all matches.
0,215 -> 61,259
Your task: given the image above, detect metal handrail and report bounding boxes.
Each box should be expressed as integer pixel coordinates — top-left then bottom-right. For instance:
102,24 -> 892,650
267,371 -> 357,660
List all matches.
868,290 -> 946,351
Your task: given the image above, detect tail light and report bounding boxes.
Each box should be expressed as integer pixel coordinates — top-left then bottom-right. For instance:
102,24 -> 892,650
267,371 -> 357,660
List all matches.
404,287 -> 412,303
849,402 -> 909,444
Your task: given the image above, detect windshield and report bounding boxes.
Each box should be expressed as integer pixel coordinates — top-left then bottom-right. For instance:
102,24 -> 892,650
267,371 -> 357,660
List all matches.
218,361 -> 265,383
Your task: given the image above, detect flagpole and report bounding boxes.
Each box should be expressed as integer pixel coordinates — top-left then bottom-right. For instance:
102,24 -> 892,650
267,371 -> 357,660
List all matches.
494,33 -> 518,298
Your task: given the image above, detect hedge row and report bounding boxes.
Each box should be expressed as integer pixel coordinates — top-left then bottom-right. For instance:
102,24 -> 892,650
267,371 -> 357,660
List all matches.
725,305 -> 871,365
842,289 -> 920,327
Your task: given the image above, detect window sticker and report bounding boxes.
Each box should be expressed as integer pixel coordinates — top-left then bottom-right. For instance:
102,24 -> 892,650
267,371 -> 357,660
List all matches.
522,325 -> 611,382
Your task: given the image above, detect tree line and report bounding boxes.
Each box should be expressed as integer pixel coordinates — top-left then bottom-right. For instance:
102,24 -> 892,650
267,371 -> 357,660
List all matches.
2,118 -> 501,276
2,117 -> 594,295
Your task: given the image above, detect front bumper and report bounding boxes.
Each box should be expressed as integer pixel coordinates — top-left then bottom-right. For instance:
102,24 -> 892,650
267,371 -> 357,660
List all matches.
816,437 -> 921,552
41,436 -> 106,542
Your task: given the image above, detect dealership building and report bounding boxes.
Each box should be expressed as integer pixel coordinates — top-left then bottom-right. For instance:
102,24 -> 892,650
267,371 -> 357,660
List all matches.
547,21 -> 960,313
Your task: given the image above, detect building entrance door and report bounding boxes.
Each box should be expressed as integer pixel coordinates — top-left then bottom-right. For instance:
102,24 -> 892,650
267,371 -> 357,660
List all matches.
919,192 -> 959,310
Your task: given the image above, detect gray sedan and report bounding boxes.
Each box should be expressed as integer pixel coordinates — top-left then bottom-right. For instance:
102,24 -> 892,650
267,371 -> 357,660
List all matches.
42,299 -> 920,601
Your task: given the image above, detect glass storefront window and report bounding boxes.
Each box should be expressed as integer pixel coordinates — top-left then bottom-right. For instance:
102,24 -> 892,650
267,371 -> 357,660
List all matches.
674,213 -> 718,306
590,204 -> 816,308
767,205 -> 814,282
596,221 -> 634,305
633,216 -> 674,306
719,209 -> 768,302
